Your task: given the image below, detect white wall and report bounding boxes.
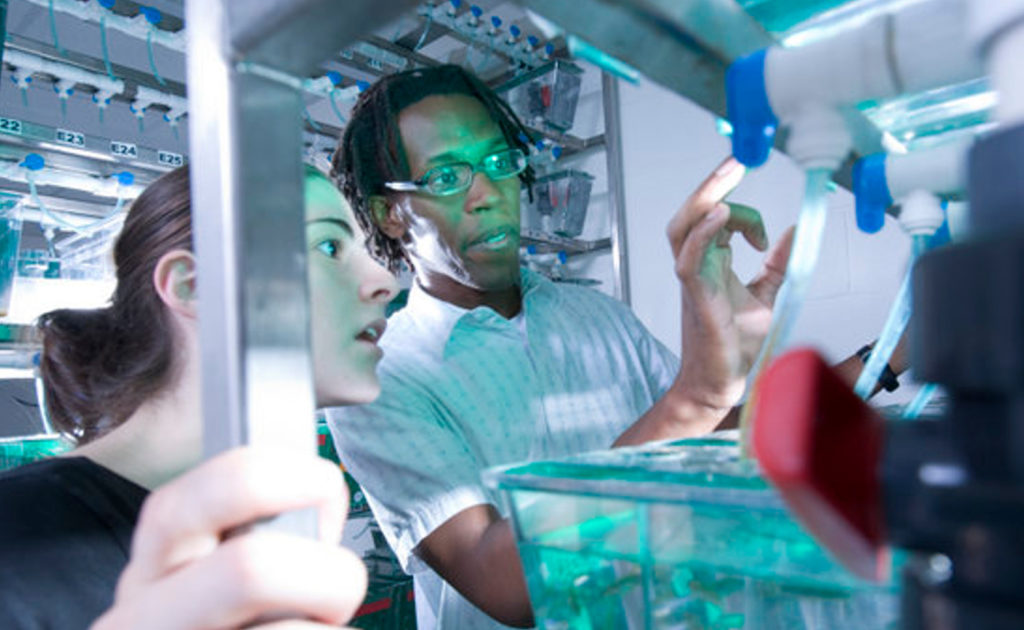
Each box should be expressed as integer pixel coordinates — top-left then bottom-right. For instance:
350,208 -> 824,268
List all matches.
617,78 -> 918,404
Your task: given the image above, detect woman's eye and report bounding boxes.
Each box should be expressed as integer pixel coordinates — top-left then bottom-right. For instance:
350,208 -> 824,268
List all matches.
315,239 -> 341,259
431,168 -> 459,186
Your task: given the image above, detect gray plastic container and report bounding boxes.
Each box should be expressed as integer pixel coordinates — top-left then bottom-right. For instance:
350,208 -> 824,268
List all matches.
499,60 -> 584,132
532,169 -> 594,238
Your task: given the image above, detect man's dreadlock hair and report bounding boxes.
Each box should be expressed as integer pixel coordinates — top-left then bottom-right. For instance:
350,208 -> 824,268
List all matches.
331,64 -> 535,273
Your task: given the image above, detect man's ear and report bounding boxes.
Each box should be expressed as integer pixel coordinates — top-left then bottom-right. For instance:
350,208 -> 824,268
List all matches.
153,250 -> 197,319
369,195 -> 407,240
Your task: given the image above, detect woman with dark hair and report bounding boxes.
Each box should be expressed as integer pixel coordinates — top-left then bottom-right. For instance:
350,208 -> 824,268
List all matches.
0,164 -> 398,629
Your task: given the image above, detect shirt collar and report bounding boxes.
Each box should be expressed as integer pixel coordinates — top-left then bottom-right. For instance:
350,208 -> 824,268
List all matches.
400,267 -> 561,357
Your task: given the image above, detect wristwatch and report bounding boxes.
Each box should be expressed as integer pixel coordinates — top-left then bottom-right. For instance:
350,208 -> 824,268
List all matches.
856,344 -> 900,392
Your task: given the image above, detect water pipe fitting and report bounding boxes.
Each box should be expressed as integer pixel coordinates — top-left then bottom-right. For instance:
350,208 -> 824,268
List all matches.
853,139 -> 969,233
728,0 -> 980,169
785,103 -> 852,171
898,189 -> 946,236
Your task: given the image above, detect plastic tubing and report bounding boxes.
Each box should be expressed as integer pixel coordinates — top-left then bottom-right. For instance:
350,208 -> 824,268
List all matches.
746,169 -> 832,392
902,382 -> 939,420
48,0 -> 66,56
740,168 -> 832,448
23,0 -> 184,52
852,232 -> 930,399
854,263 -> 912,399
27,175 -> 127,236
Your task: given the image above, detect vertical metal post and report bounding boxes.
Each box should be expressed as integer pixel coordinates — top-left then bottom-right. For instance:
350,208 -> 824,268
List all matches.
602,72 -> 631,305
185,0 -> 415,536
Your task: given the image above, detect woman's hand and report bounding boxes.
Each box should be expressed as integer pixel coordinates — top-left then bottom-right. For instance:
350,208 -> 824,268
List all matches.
92,448 -> 367,629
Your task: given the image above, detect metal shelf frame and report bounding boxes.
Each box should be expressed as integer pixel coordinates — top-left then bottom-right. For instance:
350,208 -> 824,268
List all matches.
184,0 -> 418,538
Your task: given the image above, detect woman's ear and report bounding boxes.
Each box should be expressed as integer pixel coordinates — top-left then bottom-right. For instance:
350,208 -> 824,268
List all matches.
153,250 -> 197,319
369,195 -> 407,240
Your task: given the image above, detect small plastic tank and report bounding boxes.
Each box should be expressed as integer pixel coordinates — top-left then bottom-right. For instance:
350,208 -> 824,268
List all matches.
484,433 -> 900,629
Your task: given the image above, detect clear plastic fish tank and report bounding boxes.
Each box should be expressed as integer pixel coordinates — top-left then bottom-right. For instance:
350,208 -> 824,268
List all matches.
483,434 -> 900,629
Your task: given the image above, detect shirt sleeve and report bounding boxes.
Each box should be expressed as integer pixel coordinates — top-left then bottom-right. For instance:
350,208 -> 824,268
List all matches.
597,290 -> 681,401
326,369 -> 491,574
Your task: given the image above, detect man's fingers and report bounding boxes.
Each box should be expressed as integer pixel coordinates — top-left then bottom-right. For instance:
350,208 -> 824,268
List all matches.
693,157 -> 746,207
763,225 -> 795,276
677,203 -> 731,285
748,225 -> 795,305
667,157 -> 747,256
122,449 -> 348,596
724,203 -> 769,251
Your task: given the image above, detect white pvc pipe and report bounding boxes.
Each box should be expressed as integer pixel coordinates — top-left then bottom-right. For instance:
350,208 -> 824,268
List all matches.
885,139 -> 970,200
4,48 -> 126,97
971,0 -> 1024,127
134,85 -> 187,113
766,0 -> 981,121
0,162 -> 145,199
22,0 -> 184,52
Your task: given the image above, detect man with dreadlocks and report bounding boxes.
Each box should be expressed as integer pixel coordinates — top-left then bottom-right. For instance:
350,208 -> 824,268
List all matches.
324,64 -> 797,628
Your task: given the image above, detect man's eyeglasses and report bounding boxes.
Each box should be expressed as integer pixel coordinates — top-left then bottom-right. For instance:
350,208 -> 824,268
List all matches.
385,148 -> 527,197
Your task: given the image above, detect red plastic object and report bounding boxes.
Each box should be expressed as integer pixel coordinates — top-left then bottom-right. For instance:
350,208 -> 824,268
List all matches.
751,348 -> 890,582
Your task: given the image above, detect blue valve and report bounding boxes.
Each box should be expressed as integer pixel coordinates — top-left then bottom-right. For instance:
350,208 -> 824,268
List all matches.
551,146 -> 563,160
356,80 -> 370,92
852,153 -> 893,234
526,244 -> 537,255
140,6 -> 162,25
96,0 -> 116,8
470,5 -> 482,18
557,251 -> 568,265
928,201 -> 952,249
117,171 -> 135,187
21,154 -> 45,171
725,49 -> 778,168
517,132 -> 530,145
326,71 -> 343,87
527,35 -> 539,48
92,94 -> 111,106
449,0 -> 461,8
53,85 -> 74,96
491,16 -> 502,29
545,42 -> 555,55
534,140 -> 545,152
509,25 -> 521,38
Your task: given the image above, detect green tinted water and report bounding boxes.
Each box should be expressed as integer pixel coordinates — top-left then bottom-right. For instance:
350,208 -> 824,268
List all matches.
495,440 -> 899,629
521,506 -> 898,630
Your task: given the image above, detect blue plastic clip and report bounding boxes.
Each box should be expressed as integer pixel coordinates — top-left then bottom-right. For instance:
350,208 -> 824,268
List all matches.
139,6 -> 162,25
852,153 -> 893,234
725,49 -> 778,168
21,154 -> 45,171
